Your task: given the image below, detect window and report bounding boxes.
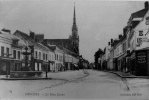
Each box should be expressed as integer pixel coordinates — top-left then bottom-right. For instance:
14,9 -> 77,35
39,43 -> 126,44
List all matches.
1,46 -> 4,57
57,54 -> 58,60
46,54 -> 47,60
139,31 -> 143,36
128,39 -> 130,48
13,50 -> 16,59
39,52 -> 41,59
12,40 -> 18,45
18,51 -> 20,59
122,42 -> 126,52
55,54 -> 56,60
59,55 -> 60,61
6,48 -> 9,57
36,51 -> 37,58
43,53 -> 45,60
124,42 -> 126,52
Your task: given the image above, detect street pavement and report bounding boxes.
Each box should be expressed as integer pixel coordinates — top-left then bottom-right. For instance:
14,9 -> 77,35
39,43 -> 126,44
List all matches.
107,71 -> 149,78
0,70 -> 149,100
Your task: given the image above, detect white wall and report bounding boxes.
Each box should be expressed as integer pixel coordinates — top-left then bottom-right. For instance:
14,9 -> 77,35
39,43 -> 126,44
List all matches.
72,56 -> 79,64
0,35 -> 12,57
134,10 -> 149,50
54,47 -> 64,72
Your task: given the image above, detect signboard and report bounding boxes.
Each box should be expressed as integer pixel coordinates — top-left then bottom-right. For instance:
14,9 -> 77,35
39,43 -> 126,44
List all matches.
137,37 -> 149,43
136,50 -> 148,76
136,51 -> 147,63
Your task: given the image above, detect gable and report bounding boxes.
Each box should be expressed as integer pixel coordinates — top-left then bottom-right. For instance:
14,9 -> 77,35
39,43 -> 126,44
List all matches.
135,10 -> 149,30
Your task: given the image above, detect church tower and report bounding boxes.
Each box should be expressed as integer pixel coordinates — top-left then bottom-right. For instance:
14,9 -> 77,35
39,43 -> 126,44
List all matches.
70,3 -> 79,55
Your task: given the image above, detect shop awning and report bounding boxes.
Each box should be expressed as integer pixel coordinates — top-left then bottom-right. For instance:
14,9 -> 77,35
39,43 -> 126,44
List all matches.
0,57 -> 15,61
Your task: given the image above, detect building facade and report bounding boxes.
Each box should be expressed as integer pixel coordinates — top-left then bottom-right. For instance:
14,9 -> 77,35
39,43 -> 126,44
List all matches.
100,1 -> 149,76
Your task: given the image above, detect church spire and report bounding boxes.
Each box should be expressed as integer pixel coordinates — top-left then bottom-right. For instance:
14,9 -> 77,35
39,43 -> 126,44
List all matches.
72,2 -> 77,31
73,2 -> 76,25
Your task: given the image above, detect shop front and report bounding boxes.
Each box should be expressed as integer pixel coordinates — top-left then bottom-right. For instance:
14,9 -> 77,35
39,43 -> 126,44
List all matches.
0,57 -> 12,75
130,49 -> 149,76
136,50 -> 148,76
117,52 -> 127,72
11,60 -> 22,71
34,59 -> 42,71
113,58 -> 118,71
42,61 -> 48,72
48,60 -> 55,72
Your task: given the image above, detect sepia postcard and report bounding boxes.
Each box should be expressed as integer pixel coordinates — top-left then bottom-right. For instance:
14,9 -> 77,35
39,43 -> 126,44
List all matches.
0,0 -> 149,100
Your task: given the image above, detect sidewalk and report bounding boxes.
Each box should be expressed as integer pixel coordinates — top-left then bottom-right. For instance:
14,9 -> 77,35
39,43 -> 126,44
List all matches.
107,71 -> 149,78
0,74 -> 49,80
0,70 -> 86,80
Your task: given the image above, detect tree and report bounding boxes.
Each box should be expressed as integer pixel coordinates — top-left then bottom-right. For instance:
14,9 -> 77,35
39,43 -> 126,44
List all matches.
94,48 -> 103,70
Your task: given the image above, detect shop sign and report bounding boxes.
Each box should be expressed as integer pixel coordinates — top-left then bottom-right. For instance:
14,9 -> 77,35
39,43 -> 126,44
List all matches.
136,52 -> 147,63
137,37 -> 149,43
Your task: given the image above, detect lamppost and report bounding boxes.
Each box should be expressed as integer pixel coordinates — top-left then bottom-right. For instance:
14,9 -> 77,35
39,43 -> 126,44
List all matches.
46,64 -> 48,78
4,53 -> 12,78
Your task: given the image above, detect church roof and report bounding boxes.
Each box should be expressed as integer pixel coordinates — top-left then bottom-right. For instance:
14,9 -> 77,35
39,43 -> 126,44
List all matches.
44,39 -> 72,50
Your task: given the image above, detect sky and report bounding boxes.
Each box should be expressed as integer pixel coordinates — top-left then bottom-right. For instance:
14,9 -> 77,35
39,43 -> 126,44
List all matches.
0,0 -> 145,63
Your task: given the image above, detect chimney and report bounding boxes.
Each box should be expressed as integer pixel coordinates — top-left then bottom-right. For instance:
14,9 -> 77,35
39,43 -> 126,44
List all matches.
145,1 -> 149,9
111,39 -> 113,46
2,28 -> 11,34
44,40 -> 48,45
119,34 -> 122,39
108,42 -> 110,46
123,27 -> 127,36
30,31 -> 35,40
111,39 -> 113,43
35,34 -> 44,42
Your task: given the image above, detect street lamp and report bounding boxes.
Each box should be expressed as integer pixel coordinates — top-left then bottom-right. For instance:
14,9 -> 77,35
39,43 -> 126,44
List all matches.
46,65 -> 48,78
4,53 -> 12,78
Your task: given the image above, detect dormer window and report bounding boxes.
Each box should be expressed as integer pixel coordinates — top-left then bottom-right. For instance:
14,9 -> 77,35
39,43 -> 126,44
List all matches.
12,40 -> 19,45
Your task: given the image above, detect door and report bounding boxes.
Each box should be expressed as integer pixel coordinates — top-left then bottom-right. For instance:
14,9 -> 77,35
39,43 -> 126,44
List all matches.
6,62 -> 10,75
